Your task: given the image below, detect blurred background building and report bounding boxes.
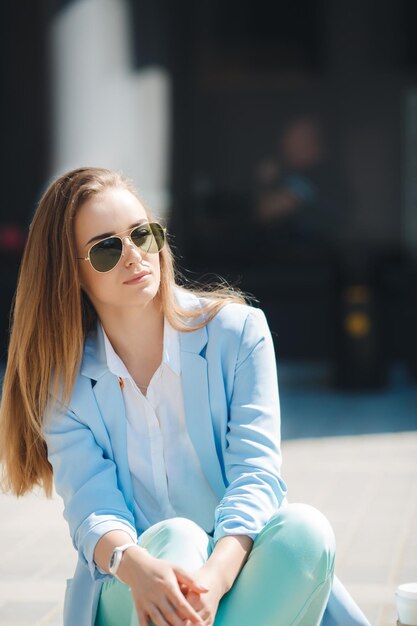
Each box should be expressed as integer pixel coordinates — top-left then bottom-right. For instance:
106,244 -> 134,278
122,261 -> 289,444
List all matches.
1,0 -> 417,390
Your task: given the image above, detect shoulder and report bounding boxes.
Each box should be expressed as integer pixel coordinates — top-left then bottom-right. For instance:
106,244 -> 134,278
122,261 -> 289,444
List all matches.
174,285 -> 267,332
208,300 -> 267,335
208,302 -> 272,363
44,371 -> 93,429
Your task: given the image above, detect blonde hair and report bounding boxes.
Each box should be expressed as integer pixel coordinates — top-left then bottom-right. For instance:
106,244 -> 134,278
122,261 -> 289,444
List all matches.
0,167 -> 248,498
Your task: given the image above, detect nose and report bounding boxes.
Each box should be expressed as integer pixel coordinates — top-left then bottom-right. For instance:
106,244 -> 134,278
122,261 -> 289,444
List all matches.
121,235 -> 143,265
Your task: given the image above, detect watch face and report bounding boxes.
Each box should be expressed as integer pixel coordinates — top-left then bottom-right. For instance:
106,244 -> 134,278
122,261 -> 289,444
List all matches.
109,552 -> 116,569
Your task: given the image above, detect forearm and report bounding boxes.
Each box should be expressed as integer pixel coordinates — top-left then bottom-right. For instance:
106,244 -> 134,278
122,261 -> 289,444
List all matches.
93,529 -> 145,575
202,534 -> 253,594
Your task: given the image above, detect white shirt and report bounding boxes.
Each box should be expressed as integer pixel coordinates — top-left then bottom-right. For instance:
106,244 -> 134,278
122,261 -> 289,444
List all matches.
102,318 -> 219,535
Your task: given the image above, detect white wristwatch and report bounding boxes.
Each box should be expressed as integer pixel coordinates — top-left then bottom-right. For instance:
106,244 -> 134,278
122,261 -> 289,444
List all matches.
108,542 -> 138,578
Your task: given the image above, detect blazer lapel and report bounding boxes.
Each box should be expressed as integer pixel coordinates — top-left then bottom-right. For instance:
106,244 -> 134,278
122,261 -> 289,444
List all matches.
91,372 -> 135,512
180,326 -> 226,499
81,325 -> 135,512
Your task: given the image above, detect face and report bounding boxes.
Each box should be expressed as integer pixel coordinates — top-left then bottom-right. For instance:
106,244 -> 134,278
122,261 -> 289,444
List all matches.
74,186 -> 162,316
281,120 -> 324,170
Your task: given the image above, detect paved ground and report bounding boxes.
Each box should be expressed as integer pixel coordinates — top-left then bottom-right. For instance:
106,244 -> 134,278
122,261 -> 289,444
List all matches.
284,431 -> 417,626
0,365 -> 416,625
1,431 -> 416,626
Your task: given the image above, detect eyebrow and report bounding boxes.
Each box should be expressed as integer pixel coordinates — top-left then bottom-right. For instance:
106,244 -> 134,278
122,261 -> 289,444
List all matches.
85,220 -> 147,246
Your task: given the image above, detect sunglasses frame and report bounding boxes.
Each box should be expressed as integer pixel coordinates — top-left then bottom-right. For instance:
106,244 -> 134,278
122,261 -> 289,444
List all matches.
76,222 -> 167,273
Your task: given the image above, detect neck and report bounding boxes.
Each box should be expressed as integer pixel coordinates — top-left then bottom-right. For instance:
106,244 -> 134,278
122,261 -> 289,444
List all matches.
98,296 -> 164,371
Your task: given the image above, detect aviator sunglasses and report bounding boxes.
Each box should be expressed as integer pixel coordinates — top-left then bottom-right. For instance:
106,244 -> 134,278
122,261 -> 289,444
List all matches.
77,222 -> 166,273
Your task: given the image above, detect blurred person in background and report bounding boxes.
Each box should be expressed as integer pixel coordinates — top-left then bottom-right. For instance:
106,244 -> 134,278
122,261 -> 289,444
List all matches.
0,167 -> 369,626
253,115 -> 346,262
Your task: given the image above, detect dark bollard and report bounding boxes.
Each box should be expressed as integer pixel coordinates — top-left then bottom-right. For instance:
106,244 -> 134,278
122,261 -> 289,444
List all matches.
334,279 -> 387,390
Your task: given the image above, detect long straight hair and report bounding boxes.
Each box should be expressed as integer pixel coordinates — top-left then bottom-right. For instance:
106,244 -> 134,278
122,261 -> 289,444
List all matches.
0,167 -> 248,497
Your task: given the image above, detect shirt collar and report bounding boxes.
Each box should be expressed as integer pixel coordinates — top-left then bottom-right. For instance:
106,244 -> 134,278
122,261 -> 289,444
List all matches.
81,287 -> 208,382
102,317 -> 181,379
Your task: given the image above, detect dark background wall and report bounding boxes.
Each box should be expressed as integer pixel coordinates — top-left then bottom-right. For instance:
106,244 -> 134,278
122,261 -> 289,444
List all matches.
169,0 -> 411,248
167,0 -> 417,382
0,2 -> 51,360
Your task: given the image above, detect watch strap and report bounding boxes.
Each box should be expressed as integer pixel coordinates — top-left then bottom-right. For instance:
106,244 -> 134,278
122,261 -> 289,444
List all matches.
108,542 -> 138,577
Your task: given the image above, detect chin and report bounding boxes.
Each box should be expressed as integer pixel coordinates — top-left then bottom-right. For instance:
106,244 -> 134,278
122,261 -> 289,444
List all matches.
127,283 -> 161,305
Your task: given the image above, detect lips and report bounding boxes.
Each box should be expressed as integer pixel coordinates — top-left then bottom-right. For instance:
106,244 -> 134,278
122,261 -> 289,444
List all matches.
123,271 -> 151,285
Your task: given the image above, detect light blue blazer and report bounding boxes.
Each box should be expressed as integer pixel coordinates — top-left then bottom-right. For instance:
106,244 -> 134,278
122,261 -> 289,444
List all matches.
43,287 -> 369,626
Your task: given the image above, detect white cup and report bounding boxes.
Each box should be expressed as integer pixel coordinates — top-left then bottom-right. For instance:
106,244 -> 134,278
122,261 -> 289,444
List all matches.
395,583 -> 417,626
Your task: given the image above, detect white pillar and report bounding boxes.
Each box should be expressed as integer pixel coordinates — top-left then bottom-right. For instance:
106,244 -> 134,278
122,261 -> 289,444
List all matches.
50,0 -> 171,219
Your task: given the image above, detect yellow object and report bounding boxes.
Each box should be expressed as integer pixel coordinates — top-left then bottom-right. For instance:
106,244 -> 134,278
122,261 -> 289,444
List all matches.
344,313 -> 370,337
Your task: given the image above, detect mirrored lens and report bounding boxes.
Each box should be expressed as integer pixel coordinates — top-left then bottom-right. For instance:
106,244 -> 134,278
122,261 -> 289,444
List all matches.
89,237 -> 123,272
131,223 -> 165,253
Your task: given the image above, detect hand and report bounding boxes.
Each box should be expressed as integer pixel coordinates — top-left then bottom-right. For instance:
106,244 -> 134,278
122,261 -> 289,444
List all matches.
118,548 -> 208,626
182,567 -> 227,626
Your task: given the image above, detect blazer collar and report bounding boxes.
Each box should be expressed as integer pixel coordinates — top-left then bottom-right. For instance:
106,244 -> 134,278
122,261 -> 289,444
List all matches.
80,287 -> 209,381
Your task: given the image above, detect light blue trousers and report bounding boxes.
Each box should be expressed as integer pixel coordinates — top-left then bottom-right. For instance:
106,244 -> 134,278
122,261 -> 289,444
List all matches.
95,503 -> 336,626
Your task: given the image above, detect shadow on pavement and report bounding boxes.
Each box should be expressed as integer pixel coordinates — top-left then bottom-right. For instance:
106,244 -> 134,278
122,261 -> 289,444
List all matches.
279,361 -> 417,439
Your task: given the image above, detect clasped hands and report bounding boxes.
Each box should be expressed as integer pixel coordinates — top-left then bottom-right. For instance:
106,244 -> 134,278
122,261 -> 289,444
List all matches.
118,547 -> 227,626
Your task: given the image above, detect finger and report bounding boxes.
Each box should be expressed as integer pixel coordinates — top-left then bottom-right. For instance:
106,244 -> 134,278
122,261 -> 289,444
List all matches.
167,589 -> 204,624
148,604 -> 170,626
174,567 -> 209,593
158,597 -> 189,626
183,590 -> 203,609
136,609 -> 150,626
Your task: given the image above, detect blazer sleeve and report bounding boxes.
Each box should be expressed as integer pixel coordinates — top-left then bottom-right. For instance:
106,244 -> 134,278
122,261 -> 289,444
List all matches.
213,307 -> 288,544
43,403 -> 137,581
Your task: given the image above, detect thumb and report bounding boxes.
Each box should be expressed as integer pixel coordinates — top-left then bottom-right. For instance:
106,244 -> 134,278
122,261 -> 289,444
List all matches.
173,566 -> 209,593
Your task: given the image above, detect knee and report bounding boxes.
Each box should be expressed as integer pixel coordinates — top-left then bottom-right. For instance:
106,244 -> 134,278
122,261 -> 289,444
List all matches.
149,516 -> 208,544
289,503 -> 335,574
262,503 -> 336,581
139,517 -> 211,566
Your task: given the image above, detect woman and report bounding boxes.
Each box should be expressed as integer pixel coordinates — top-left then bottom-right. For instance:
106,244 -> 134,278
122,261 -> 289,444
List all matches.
0,167 -> 369,626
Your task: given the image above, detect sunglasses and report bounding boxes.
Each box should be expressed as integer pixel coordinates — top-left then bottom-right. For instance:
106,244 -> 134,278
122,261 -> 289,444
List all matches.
77,222 -> 166,273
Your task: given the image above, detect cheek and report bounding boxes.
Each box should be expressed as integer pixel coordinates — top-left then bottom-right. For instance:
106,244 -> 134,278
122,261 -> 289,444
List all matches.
78,264 -> 109,302
82,275 -> 119,308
